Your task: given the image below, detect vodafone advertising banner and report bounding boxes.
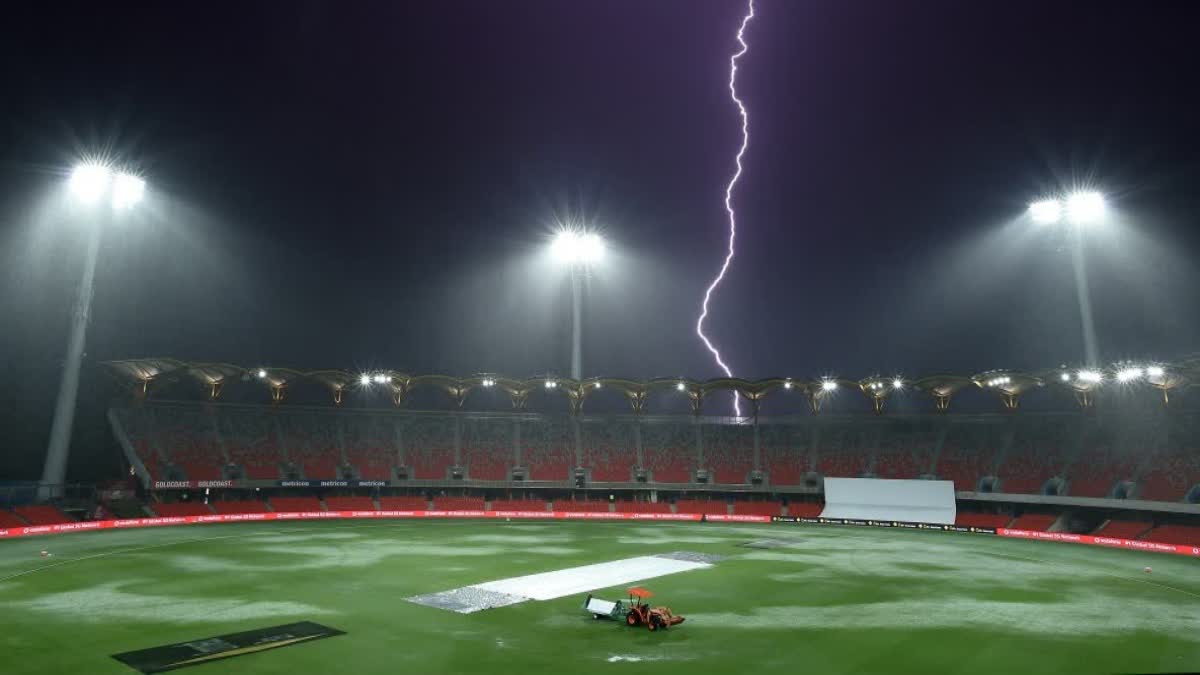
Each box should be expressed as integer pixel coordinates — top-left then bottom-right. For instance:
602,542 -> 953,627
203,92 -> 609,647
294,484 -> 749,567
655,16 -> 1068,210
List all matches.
2,512 -> 1196,558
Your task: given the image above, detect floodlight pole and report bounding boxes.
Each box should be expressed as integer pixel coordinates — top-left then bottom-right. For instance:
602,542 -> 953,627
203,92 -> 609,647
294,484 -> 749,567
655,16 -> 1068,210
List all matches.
1068,226 -> 1100,367
41,210 -> 108,499
570,266 -> 583,380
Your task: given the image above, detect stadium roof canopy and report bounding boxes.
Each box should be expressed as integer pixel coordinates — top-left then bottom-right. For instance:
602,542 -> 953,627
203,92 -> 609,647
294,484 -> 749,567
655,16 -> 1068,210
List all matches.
101,358 -> 1198,415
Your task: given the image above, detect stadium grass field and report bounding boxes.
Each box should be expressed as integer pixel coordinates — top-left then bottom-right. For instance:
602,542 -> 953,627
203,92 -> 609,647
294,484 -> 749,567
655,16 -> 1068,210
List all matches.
2,520 -> 1198,674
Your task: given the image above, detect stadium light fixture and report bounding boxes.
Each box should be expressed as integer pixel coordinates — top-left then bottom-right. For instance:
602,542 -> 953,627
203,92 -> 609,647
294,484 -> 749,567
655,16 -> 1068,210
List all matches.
821,379 -> 837,392
1029,199 -> 1063,225
676,381 -> 687,391
359,374 -> 371,386
549,229 -> 607,380
1076,370 -> 1103,384
1115,367 -> 1143,383
45,160 -> 154,498
481,377 -> 495,387
1060,372 -> 1071,382
783,380 -> 793,390
551,230 -> 606,266
1029,191 -> 1106,226
1146,365 -> 1165,378
68,162 -> 146,208
892,378 -> 904,389
1066,191 -> 1105,224
256,369 -> 267,379
593,381 -> 601,389
545,379 -> 557,389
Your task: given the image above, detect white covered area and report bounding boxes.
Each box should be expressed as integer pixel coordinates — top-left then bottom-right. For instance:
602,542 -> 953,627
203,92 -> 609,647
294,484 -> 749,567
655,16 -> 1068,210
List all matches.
472,555 -> 710,601
821,477 -> 956,525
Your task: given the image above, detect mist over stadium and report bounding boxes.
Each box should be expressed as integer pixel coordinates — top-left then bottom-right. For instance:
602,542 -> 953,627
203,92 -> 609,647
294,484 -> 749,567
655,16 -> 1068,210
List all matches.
2,2 -> 1200,674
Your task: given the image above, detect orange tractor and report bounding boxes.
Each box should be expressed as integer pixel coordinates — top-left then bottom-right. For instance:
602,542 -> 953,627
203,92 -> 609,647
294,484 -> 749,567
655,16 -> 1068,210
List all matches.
584,587 -> 685,631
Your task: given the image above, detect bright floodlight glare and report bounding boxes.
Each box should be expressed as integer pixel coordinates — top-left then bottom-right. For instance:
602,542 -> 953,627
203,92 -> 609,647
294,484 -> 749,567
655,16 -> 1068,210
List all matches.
551,230 -> 605,265
359,374 -> 371,386
545,379 -> 556,389
1060,372 -> 1071,382
676,382 -> 686,391
256,369 -> 267,379
1066,191 -> 1105,224
1116,367 -> 1143,383
821,380 -> 837,392
1077,370 -> 1102,383
1147,365 -> 1165,377
783,380 -> 793,390
892,378 -> 903,389
69,164 -> 113,203
593,381 -> 601,389
1029,199 -> 1062,224
111,173 -> 146,208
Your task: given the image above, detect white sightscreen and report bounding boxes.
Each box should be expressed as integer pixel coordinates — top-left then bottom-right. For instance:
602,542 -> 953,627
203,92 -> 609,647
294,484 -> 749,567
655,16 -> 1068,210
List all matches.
821,477 -> 956,525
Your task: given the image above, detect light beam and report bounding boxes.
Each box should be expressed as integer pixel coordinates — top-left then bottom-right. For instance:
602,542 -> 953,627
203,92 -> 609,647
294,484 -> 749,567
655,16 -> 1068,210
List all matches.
696,0 -> 754,417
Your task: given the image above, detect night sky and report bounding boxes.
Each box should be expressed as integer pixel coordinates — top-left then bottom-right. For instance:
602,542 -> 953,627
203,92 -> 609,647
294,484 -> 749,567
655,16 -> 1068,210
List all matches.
2,0 -> 1199,480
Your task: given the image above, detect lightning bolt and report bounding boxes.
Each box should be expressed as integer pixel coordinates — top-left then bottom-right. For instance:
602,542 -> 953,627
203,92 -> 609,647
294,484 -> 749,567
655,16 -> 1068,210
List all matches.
696,0 -> 754,417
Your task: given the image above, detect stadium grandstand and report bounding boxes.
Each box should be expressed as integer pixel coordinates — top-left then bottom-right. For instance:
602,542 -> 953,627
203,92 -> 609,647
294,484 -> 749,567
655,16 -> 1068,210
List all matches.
37,356 -> 1185,544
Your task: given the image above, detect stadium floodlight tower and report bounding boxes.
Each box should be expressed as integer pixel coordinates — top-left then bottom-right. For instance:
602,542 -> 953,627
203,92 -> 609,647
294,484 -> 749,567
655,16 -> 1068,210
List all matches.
42,162 -> 146,499
550,230 -> 605,380
1028,190 -> 1107,367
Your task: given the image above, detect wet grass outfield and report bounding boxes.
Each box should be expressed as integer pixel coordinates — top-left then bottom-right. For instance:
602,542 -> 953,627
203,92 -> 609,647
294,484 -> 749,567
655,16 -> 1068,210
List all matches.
2,520 -> 1198,674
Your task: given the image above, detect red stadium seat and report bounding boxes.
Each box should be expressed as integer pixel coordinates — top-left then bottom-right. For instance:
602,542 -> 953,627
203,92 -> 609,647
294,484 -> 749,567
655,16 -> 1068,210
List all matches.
13,505 -> 74,526
324,496 -> 376,511
1007,513 -> 1057,531
1066,446 -> 1135,498
151,502 -> 213,517
489,499 -> 546,511
409,447 -> 455,480
270,497 -> 323,513
733,501 -> 782,516
0,509 -> 28,528
212,500 -> 269,515
954,513 -> 1012,529
675,499 -> 728,515
615,500 -> 672,513
347,448 -> 395,481
431,496 -> 485,511
582,445 -> 636,482
552,500 -> 610,513
1093,520 -> 1151,539
378,496 -> 429,510
1142,525 -> 1200,547
786,502 -> 823,518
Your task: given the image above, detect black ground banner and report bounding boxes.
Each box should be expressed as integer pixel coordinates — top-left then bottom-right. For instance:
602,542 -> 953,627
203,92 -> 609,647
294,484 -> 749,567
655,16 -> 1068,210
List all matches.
112,621 -> 345,673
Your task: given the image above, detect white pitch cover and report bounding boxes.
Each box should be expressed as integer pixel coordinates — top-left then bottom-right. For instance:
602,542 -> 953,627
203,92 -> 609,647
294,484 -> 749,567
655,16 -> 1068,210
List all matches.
821,477 -> 956,525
